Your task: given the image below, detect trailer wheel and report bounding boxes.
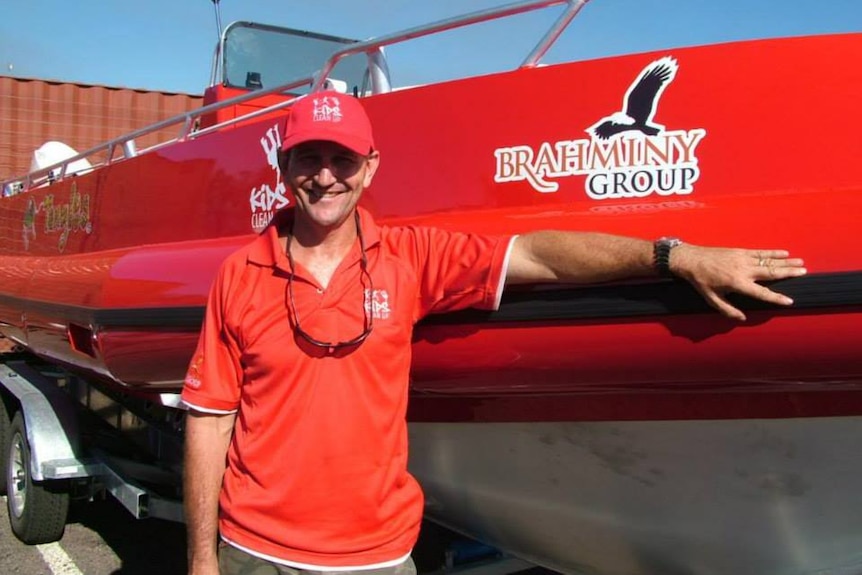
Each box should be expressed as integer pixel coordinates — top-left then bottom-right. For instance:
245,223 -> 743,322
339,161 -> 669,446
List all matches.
6,412 -> 69,544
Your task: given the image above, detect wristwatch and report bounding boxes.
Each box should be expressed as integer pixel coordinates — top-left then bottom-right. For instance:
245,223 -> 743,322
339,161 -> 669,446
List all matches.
653,237 -> 683,277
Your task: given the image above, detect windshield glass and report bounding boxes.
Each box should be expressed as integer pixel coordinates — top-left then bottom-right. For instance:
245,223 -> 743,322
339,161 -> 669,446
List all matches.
222,22 -> 369,94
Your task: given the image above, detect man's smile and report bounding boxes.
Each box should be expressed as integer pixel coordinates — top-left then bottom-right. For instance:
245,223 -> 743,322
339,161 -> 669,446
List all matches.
306,188 -> 349,201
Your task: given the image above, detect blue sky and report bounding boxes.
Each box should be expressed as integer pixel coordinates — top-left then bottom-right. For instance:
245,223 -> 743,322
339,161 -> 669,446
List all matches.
1,0 -> 859,95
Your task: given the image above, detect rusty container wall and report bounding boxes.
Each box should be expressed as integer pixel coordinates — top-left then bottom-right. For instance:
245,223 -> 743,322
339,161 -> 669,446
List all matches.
0,76 -> 203,180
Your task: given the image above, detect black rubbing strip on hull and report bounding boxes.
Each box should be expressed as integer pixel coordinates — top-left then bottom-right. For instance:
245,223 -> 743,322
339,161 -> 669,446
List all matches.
422,271 -> 862,325
0,272 -> 858,329
90,306 -> 205,327
0,294 -> 205,328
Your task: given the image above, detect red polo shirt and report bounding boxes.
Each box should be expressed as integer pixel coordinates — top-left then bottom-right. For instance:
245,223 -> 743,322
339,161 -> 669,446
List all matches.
182,207 -> 514,569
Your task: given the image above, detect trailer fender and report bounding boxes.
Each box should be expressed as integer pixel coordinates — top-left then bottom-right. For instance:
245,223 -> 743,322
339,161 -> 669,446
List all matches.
0,362 -> 91,481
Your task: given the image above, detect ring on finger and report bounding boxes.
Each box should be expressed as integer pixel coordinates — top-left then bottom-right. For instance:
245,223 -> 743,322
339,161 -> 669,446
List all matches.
758,257 -> 767,267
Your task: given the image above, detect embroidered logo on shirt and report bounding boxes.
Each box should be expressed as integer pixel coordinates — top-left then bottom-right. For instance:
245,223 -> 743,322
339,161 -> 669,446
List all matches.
312,96 -> 343,123
184,354 -> 204,389
365,289 -> 391,320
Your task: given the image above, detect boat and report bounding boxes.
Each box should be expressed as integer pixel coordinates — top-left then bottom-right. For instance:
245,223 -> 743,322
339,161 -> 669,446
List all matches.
1,1 -> 861,573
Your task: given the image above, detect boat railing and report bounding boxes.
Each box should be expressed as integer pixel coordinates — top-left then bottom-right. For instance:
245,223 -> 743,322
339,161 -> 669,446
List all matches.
1,0 -> 588,194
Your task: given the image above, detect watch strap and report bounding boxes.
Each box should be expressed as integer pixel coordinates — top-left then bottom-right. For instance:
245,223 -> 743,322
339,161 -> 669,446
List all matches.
653,237 -> 682,278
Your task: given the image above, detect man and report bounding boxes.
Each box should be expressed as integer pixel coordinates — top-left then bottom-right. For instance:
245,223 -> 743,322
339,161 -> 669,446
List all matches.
182,91 -> 805,575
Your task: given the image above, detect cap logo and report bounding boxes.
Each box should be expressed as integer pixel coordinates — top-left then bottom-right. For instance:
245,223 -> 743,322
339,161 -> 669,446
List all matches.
312,96 -> 343,123
281,91 -> 374,155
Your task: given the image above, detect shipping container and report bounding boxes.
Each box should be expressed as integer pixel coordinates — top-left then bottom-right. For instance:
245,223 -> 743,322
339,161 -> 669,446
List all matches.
0,76 -> 202,180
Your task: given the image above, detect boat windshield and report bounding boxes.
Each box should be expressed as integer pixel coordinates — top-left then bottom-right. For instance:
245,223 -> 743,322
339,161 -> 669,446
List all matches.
221,22 -> 369,95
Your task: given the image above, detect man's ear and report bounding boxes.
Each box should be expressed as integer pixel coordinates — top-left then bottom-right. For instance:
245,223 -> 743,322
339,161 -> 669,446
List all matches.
363,150 -> 380,187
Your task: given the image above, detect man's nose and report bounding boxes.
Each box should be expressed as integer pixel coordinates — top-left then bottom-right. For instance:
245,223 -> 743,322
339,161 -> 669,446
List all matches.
313,162 -> 337,185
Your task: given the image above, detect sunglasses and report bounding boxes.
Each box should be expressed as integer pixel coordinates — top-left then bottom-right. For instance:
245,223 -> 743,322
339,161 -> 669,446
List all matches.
285,214 -> 373,350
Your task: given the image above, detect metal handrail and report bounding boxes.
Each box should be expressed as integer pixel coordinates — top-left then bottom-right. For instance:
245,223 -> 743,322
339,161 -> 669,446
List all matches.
1,0 -> 587,192
311,0 -> 586,91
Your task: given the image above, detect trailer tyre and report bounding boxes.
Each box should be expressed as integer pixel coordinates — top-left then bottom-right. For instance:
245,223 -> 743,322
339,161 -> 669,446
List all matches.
6,412 -> 69,544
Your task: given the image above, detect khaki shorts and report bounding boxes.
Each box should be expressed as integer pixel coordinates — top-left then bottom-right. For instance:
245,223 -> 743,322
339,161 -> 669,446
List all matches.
218,544 -> 417,575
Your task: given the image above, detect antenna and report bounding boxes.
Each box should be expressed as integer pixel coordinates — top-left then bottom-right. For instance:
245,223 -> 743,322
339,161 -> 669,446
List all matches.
211,0 -> 223,40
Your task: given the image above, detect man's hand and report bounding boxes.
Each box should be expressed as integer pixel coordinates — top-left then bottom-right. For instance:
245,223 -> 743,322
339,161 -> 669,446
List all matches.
670,245 -> 807,321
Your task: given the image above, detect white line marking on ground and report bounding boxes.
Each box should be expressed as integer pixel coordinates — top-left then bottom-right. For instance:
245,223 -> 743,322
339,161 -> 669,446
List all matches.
36,542 -> 84,575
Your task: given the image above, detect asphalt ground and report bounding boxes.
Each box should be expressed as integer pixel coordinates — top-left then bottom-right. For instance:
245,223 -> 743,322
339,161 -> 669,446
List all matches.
1,495 -> 189,575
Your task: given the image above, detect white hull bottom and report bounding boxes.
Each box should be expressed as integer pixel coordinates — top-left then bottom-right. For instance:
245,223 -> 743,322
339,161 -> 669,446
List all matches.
408,417 -> 862,575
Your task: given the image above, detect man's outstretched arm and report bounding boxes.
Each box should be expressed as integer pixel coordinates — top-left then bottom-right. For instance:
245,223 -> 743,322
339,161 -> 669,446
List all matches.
506,231 -> 806,321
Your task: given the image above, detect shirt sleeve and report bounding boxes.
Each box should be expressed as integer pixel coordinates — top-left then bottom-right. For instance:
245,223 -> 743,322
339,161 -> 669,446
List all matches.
181,259 -> 244,413
407,226 -> 516,318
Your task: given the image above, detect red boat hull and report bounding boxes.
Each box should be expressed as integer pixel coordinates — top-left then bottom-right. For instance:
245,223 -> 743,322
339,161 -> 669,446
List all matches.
1,33 -> 859,398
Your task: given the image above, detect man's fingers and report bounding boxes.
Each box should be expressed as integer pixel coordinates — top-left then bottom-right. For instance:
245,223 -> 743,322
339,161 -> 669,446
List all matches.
756,257 -> 805,269
697,286 -> 747,321
779,257 -> 805,267
757,263 -> 807,280
734,281 -> 795,306
750,249 -> 791,260
709,293 -> 747,321
751,251 -> 807,280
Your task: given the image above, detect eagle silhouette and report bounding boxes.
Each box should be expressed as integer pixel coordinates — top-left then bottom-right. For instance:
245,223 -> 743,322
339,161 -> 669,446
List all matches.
588,56 -> 678,140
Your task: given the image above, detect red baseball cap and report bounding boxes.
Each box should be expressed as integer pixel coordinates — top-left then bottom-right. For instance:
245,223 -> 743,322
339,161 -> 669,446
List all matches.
281,91 -> 375,155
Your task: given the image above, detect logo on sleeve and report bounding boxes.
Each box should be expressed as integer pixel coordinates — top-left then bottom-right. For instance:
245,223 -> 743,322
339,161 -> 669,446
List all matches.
184,354 -> 204,390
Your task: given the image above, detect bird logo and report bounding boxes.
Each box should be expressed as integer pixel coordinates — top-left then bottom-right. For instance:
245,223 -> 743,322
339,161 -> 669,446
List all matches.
588,56 -> 678,140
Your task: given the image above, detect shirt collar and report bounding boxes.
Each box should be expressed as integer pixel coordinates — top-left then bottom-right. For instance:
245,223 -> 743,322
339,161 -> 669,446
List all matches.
247,206 -> 381,269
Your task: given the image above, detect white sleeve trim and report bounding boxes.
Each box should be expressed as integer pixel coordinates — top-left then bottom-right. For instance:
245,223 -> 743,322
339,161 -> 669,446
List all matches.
494,235 -> 519,310
181,399 -> 238,414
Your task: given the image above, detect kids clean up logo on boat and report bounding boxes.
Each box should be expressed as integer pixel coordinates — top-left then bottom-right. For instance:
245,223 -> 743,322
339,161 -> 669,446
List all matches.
249,123 -> 290,231
494,56 -> 707,199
